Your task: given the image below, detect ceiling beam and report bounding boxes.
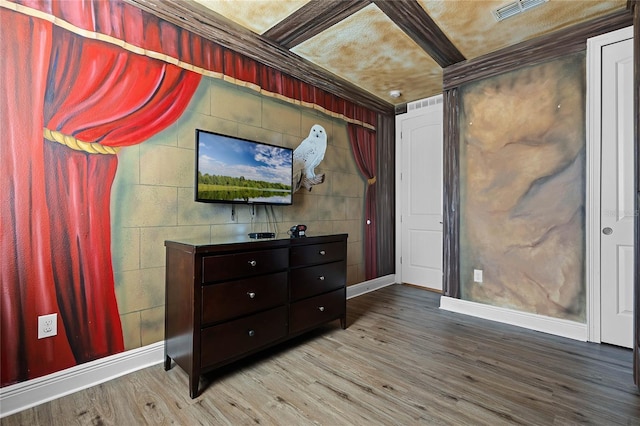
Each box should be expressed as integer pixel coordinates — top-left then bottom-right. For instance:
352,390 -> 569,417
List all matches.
124,0 -> 393,114
371,0 -> 465,68
263,0 -> 371,49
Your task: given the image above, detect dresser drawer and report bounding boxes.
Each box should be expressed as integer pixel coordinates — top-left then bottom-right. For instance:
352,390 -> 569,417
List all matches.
290,261 -> 345,301
289,289 -> 345,334
200,306 -> 287,368
201,272 -> 287,324
290,242 -> 346,267
202,248 -> 288,283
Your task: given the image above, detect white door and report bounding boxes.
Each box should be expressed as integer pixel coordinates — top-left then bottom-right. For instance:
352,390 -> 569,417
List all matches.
600,35 -> 634,348
398,104 -> 443,290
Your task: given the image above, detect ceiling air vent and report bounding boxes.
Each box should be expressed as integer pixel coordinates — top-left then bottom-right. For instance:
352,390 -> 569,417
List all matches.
493,0 -> 548,22
407,95 -> 443,112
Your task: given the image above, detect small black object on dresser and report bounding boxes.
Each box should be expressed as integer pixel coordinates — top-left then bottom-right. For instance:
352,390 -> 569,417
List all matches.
248,232 -> 276,239
163,234 -> 348,398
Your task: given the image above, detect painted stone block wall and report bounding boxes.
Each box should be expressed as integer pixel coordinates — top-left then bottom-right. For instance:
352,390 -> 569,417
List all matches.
110,77 -> 366,350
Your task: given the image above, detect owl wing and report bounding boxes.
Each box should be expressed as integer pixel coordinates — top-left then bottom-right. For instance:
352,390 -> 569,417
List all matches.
304,139 -> 326,171
293,137 -> 313,191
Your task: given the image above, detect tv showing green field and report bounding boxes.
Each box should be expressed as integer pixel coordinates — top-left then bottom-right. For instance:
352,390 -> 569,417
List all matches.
195,130 -> 293,205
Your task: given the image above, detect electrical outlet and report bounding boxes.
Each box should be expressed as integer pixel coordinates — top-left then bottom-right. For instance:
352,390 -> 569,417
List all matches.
473,269 -> 483,283
38,313 -> 57,339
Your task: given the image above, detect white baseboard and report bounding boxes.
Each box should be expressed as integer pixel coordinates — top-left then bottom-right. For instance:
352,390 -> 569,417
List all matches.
439,296 -> 588,341
0,342 -> 164,418
347,274 -> 396,299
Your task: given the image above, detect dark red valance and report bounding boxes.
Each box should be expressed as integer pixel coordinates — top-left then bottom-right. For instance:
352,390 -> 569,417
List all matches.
9,0 -> 376,129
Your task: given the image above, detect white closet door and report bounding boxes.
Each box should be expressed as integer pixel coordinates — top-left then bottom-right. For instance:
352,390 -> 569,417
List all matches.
398,103 -> 443,290
600,36 -> 634,348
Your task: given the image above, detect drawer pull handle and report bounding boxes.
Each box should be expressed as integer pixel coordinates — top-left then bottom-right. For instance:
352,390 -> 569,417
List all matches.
318,306 -> 325,312
248,329 -> 255,337
318,275 -> 325,281
248,260 -> 257,267
247,292 -> 256,299
319,250 -> 326,256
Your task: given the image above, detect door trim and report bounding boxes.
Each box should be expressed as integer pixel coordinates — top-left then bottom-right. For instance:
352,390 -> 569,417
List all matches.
586,25 -> 634,343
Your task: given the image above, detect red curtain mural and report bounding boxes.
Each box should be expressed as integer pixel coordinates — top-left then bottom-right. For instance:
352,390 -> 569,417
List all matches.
43,27 -> 202,364
1,4 -> 201,385
1,0 -> 377,386
0,7 -> 77,384
348,124 -> 378,280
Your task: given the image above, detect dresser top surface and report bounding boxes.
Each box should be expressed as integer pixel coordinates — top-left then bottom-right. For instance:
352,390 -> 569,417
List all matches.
165,233 -> 348,254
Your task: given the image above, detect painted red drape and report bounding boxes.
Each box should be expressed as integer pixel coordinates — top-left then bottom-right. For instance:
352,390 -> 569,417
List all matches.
43,26 -> 200,363
348,124 -> 378,280
1,6 -> 200,385
1,8 -> 78,385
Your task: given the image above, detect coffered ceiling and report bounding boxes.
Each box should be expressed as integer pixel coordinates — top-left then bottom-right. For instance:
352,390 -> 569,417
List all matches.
127,0 -> 628,113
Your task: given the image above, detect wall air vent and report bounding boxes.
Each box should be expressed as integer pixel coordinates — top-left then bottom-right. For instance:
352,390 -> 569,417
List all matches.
493,0 -> 548,22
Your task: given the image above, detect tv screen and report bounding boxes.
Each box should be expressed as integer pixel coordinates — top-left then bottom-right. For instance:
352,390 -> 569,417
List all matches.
195,130 -> 293,205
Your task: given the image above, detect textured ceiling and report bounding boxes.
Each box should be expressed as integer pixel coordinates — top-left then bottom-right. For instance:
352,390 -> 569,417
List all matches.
192,0 -> 310,34
163,0 -> 628,106
420,0 -> 628,60
291,4 -> 442,105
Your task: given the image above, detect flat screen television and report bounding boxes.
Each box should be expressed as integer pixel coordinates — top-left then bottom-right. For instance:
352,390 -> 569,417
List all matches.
195,129 -> 293,205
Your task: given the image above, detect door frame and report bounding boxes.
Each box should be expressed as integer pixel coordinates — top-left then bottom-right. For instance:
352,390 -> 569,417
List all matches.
395,95 -> 443,285
586,25 -> 634,343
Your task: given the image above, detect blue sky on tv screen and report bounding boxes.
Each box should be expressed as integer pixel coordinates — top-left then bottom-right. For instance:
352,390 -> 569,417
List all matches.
198,132 -> 292,185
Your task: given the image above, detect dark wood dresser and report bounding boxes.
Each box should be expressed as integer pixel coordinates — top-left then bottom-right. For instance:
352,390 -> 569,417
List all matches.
164,234 -> 347,398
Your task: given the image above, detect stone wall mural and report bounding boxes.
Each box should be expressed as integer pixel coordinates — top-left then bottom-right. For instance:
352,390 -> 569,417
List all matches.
459,53 -> 586,322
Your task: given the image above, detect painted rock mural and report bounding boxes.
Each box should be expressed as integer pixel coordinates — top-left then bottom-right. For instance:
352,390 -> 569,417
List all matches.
459,53 -> 586,322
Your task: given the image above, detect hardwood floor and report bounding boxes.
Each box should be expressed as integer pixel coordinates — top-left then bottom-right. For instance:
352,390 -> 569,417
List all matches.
3,284 -> 639,425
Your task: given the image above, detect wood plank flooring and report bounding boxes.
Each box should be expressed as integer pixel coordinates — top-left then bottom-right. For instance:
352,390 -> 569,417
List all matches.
3,284 -> 639,425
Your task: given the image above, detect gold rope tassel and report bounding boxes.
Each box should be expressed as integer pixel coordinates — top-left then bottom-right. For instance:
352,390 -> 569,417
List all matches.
367,176 -> 377,185
43,128 -> 119,155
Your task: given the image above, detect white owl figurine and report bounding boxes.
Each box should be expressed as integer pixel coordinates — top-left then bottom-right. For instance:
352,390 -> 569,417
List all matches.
293,124 -> 327,192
